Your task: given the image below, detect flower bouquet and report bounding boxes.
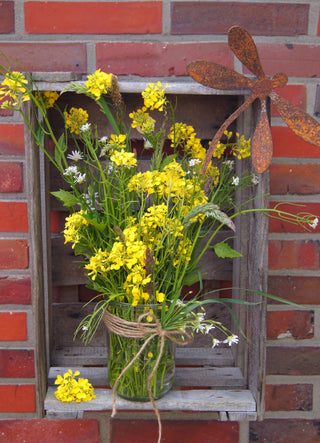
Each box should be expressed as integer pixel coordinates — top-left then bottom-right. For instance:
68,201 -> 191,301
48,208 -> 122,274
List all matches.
0,67 -> 317,412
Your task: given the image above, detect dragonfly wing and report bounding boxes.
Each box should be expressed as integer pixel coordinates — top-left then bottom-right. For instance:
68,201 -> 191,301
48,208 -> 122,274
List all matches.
270,91 -> 320,147
228,26 -> 265,80
252,99 -> 273,173
187,60 -> 253,91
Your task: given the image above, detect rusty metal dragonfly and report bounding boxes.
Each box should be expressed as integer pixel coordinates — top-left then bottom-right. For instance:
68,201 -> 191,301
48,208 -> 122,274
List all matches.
187,26 -> 320,174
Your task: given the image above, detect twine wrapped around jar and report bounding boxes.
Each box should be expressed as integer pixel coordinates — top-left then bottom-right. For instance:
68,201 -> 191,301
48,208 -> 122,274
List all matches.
103,309 -> 192,443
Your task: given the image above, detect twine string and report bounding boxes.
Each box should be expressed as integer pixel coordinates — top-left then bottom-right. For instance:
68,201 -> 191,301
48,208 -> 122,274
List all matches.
103,309 -> 192,443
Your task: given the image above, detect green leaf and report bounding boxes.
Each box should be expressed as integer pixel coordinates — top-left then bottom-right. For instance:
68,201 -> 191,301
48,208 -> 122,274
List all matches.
183,203 -> 236,231
51,190 -> 79,208
213,241 -> 243,258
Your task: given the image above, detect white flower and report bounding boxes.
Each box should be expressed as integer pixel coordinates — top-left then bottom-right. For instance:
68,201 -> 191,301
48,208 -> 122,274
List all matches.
64,165 -> 79,176
189,158 -> 201,167
80,123 -> 91,132
231,176 -> 239,186
205,324 -> 215,334
75,172 -> 86,184
212,338 -> 220,348
67,150 -> 82,162
251,174 -> 259,185
99,136 -> 108,143
222,160 -> 234,171
223,334 -> 239,347
309,217 -> 319,230
82,325 -> 88,331
195,323 -> 206,333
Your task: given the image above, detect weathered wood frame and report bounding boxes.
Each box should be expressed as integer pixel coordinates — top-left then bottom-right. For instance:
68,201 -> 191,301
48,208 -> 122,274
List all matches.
25,75 -> 268,420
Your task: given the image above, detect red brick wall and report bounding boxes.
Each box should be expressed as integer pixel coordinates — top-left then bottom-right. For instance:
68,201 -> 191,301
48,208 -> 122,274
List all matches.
1,1 -> 320,442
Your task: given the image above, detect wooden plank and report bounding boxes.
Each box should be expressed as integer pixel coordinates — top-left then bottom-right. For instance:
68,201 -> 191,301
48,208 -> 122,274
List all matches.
51,346 -> 235,368
52,304 -> 107,349
48,366 -> 244,388
227,411 -> 257,421
23,100 -> 47,418
51,235 -> 88,286
44,386 -> 256,413
52,347 -> 107,366
176,347 -> 234,366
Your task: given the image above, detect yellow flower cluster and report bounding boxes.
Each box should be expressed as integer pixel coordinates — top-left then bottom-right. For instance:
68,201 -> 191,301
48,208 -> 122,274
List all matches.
84,248 -> 108,281
100,134 -> 136,167
110,150 -> 137,168
142,81 -> 167,111
213,131 -> 251,159
168,123 -> 209,172
233,133 -> 251,159
55,370 -> 95,403
64,210 -> 89,248
168,123 -> 194,148
129,107 -> 155,135
0,71 -> 30,107
35,90 -> 59,109
85,69 -> 113,100
64,107 -> 89,134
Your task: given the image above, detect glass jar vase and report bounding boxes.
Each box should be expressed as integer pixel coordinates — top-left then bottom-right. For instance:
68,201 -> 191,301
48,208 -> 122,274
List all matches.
105,301 -> 175,402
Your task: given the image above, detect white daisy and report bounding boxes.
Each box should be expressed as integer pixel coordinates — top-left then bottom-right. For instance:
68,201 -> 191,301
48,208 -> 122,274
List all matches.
67,150 -> 82,162
223,334 -> 239,346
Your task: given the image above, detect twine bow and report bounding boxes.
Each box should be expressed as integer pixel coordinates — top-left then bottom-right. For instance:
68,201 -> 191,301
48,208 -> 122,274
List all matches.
103,309 -> 192,443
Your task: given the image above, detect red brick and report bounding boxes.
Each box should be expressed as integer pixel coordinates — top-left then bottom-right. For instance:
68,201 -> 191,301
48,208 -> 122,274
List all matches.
171,2 -> 308,36
268,276 -> 320,305
0,2 -> 14,34
0,239 -> 29,269
0,202 -> 28,232
0,385 -> 35,412
265,384 -> 312,411
0,277 -> 32,304
267,310 -> 314,340
0,124 -> 25,155
271,84 -> 306,117
244,43 -> 320,78
269,240 -> 320,270
270,164 -> 320,195
269,202 -> 320,233
50,211 -> 61,233
96,42 -> 232,77
0,43 -> 86,73
272,126 -> 320,159
267,347 -> 320,375
0,162 -> 23,192
25,1 -> 162,34
0,419 -> 99,442
0,350 -> 35,377
110,419 -> 239,443
250,419 -> 320,442
0,312 -> 27,341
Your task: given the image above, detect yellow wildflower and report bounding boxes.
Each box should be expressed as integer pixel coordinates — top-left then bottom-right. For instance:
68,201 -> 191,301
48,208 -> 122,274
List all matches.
142,81 -> 167,111
54,370 -> 95,403
110,149 -> 137,168
64,107 -> 89,134
85,69 -> 113,100
63,210 -> 89,248
129,107 -> 155,135
35,90 -> 59,109
0,71 -> 30,107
